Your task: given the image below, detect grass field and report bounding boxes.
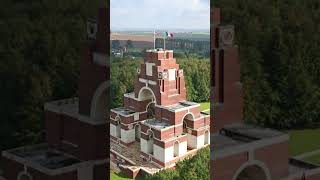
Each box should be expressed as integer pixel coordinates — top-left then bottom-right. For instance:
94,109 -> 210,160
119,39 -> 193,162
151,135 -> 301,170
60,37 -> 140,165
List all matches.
200,102 -> 210,112
110,171 -> 132,180
304,153 -> 320,165
288,129 -> 320,156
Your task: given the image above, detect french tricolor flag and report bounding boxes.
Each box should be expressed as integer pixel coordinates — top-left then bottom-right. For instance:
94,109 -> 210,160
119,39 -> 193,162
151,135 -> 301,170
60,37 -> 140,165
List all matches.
165,32 -> 174,38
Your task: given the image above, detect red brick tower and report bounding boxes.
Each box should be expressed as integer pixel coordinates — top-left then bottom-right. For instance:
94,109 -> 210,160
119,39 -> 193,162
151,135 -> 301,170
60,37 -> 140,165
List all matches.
211,8 -> 243,133
110,49 -> 210,178
211,8 -> 320,180
0,6 -> 109,180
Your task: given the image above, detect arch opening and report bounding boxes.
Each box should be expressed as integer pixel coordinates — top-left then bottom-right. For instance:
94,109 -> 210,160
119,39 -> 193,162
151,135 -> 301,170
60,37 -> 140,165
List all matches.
147,130 -> 154,155
204,130 -> 209,145
138,87 -> 156,103
146,102 -> 156,119
235,165 -> 268,180
115,117 -> 121,138
174,141 -> 179,157
135,124 -> 141,141
91,81 -> 109,121
182,113 -> 194,133
17,171 -> 33,180
182,113 -> 194,149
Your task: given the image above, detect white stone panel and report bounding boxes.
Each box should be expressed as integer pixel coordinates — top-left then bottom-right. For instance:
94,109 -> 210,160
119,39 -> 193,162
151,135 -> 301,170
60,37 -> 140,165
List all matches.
187,134 -> 197,149
174,143 -> 179,157
141,139 -> 148,154
146,63 -> 155,76
179,141 -> 187,156
134,113 -> 139,121
147,139 -> 154,154
168,69 -> 176,81
110,124 -> 117,137
204,131 -> 210,145
187,134 -> 205,149
121,129 -> 135,143
153,144 -> 165,163
164,146 -> 174,163
196,134 -> 205,148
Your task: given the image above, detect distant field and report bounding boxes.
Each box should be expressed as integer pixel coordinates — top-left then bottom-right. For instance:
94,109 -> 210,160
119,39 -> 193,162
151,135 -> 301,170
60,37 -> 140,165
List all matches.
111,33 -> 153,42
111,32 -> 209,41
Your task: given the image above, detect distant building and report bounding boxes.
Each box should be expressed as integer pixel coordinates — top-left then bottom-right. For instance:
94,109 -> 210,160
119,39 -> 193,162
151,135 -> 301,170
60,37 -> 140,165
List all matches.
110,48 -> 210,178
0,7 -> 109,180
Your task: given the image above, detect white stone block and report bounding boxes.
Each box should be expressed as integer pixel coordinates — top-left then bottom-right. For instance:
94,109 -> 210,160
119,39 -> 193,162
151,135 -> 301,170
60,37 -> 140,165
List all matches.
179,141 -> 187,156
164,146 -> 174,163
187,134 -> 205,149
154,144 -> 165,162
121,129 -> 135,143
141,139 -> 148,153
146,63 -> 155,76
168,69 -> 176,81
196,134 -> 204,148
110,124 -> 117,137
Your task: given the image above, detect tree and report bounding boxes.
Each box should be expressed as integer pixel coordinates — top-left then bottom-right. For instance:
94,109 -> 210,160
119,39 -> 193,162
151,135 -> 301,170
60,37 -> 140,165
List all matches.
112,40 -> 121,49
145,147 -> 210,180
126,40 -> 133,48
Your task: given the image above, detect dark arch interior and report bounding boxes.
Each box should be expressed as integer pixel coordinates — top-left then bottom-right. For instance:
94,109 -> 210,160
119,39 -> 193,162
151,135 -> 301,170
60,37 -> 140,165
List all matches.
146,102 -> 155,119
93,89 -> 107,121
236,165 -> 267,180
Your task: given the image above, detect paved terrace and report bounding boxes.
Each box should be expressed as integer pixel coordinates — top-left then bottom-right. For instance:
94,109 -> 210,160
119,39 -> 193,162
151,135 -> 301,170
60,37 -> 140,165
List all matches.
110,140 -> 160,174
110,138 -> 209,175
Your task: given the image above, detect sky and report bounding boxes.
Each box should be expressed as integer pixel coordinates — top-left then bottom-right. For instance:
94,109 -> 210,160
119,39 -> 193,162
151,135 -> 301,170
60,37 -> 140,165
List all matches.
110,0 -> 210,31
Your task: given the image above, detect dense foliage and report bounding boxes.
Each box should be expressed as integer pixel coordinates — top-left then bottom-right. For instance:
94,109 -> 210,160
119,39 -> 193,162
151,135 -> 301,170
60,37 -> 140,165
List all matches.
214,0 -> 320,129
110,55 -> 210,108
0,0 -> 100,150
144,147 -> 210,180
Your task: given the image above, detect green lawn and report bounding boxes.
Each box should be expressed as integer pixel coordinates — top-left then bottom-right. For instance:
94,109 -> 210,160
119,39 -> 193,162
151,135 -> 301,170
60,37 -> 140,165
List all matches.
304,153 -> 320,165
110,171 -> 132,180
289,129 -> 320,156
199,102 -> 210,112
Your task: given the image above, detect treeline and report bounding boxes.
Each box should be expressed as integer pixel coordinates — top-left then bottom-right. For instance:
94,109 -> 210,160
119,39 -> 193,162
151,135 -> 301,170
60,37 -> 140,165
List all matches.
144,147 -> 210,180
0,0 -> 100,150
110,55 -> 210,108
214,0 -> 320,129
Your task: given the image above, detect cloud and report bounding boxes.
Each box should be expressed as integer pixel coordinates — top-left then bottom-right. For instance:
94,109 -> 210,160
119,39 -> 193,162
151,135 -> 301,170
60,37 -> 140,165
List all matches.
110,0 -> 209,30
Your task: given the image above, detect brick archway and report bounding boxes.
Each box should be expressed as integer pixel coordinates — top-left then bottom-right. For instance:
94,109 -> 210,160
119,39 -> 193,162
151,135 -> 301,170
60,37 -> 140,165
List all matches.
17,167 -> 33,180
90,80 -> 110,121
232,160 -> 271,180
138,87 -> 156,104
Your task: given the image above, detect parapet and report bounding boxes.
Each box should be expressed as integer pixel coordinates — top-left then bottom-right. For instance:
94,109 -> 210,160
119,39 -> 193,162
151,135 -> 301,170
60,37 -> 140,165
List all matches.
145,49 -> 174,61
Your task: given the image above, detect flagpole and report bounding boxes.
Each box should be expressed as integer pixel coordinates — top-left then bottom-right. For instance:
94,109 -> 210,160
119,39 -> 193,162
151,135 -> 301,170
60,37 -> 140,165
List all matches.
153,29 -> 155,49
164,32 -> 166,50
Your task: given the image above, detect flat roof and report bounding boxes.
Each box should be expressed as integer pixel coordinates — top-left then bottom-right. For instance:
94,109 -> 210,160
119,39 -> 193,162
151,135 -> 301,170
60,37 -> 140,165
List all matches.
164,101 -> 199,111
111,107 -> 136,116
222,123 -> 285,139
211,123 -> 289,159
44,98 -> 79,117
211,134 -> 245,150
143,119 -> 172,130
8,145 -> 81,170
